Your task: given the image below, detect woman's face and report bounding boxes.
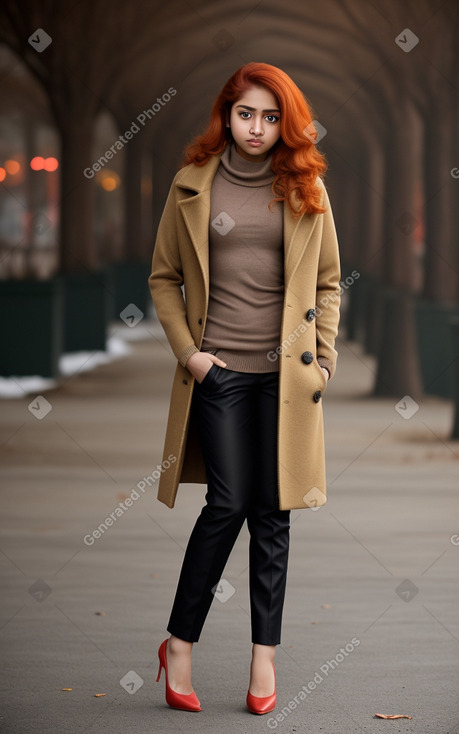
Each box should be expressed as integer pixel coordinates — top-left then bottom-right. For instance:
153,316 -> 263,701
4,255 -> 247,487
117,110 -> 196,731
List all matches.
229,85 -> 281,161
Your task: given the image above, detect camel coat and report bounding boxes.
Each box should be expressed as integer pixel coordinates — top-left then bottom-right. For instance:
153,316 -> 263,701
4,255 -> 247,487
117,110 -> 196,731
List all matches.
148,152 -> 341,511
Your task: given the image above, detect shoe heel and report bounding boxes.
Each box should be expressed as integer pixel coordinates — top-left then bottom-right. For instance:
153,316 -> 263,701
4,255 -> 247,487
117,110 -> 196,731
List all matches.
156,663 -> 162,683
156,653 -> 163,682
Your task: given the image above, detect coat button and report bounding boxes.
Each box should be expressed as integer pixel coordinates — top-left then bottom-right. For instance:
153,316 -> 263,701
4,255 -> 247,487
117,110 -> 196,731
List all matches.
183,379 -> 188,385
313,390 -> 322,402
306,308 -> 316,321
301,351 -> 313,364
198,318 -> 203,325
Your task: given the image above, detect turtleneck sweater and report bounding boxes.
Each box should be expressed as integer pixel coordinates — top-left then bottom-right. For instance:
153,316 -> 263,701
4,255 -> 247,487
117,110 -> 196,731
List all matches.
200,143 -> 284,372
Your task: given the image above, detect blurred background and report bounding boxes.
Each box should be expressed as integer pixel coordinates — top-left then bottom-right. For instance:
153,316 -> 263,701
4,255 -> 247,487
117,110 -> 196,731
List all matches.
1,3 -> 459,732
0,0 -> 458,425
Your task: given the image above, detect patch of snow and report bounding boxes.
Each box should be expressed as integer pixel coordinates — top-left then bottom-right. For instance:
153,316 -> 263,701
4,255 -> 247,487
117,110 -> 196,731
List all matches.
0,334 -> 132,399
0,376 -> 57,399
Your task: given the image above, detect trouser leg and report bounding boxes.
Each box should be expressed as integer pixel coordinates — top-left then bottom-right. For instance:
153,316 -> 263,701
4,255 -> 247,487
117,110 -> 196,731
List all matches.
167,368 -> 256,642
247,372 -> 290,645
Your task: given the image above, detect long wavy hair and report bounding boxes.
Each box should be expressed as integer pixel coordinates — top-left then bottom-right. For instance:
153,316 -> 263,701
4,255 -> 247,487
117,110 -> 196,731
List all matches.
182,62 -> 328,216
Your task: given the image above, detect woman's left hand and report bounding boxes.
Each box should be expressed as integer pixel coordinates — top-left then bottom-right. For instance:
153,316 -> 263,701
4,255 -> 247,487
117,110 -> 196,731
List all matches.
321,367 -> 330,382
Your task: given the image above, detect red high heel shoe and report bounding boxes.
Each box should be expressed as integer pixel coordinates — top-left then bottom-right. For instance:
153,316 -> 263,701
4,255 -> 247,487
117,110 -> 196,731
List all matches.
156,638 -> 201,712
246,662 -> 276,715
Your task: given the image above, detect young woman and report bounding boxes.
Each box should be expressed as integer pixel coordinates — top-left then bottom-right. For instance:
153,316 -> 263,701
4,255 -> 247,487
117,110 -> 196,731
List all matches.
149,61 -> 341,715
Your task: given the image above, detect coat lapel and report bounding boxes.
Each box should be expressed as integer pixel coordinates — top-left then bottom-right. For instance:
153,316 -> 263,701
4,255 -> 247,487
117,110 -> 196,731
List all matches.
177,154 -> 320,293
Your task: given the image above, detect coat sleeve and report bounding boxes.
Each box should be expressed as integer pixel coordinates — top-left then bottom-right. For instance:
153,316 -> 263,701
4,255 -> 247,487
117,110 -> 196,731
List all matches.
315,180 -> 341,380
148,175 -> 199,367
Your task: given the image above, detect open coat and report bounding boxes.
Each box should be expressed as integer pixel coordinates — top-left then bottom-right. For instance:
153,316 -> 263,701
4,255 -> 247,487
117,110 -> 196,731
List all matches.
148,152 -> 341,511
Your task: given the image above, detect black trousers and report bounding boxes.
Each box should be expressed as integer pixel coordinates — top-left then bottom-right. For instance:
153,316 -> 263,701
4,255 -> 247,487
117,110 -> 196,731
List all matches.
167,365 -> 291,645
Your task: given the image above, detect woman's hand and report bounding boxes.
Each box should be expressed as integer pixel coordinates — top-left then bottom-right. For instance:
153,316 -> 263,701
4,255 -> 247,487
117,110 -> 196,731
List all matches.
321,366 -> 330,382
186,352 -> 227,383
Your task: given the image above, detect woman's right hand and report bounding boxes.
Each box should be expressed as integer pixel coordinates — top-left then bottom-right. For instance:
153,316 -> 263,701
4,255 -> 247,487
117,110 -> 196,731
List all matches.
186,352 -> 227,383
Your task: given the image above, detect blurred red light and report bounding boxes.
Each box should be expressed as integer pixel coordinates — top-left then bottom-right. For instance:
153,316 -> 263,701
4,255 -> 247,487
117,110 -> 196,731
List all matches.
5,160 -> 20,175
30,156 -> 45,171
43,157 -> 59,172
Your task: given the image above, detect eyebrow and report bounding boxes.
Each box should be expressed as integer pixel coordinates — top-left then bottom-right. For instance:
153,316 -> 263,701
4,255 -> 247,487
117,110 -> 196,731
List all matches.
236,105 -> 281,113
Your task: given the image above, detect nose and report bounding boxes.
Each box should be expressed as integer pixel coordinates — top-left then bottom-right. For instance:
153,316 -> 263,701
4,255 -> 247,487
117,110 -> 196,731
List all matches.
250,116 -> 264,136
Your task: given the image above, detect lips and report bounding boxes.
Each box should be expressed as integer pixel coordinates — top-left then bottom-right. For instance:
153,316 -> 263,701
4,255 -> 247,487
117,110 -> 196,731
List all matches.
247,139 -> 263,146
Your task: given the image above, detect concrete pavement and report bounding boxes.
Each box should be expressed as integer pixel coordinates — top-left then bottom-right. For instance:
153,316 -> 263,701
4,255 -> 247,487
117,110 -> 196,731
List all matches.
1,321 -> 458,733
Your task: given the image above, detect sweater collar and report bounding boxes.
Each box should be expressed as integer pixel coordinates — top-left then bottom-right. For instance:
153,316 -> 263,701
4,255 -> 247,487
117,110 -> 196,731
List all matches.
217,142 -> 275,187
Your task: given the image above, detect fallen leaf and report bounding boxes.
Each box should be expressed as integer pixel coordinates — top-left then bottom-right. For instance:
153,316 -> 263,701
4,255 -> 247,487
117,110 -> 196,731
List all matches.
321,604 -> 331,609
95,611 -> 106,616
374,713 -> 412,719
62,688 -> 72,692
94,693 -> 106,697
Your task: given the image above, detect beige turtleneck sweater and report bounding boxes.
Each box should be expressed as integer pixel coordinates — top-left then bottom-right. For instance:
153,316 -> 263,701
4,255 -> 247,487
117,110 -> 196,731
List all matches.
199,143 -> 284,372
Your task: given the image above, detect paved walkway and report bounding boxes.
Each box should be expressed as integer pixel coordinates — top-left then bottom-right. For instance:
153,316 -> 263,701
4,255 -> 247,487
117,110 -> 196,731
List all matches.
1,321 -> 458,733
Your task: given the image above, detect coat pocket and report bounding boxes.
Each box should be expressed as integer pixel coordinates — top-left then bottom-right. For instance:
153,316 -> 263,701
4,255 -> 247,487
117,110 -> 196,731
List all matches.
314,359 -> 328,392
